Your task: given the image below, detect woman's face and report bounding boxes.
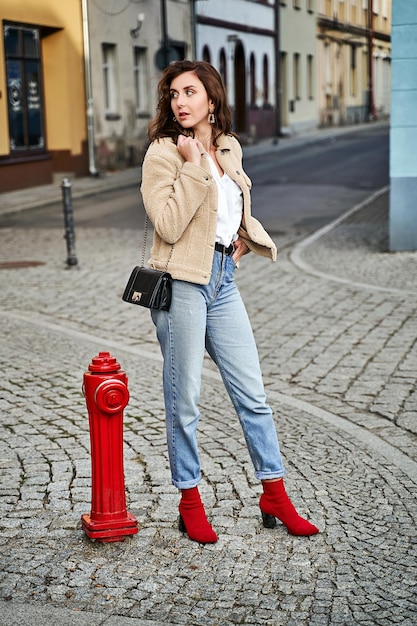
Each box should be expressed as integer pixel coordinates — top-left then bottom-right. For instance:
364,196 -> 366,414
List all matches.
170,71 -> 214,134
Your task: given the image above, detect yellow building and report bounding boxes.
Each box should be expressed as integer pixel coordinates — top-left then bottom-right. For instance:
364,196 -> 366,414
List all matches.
0,0 -> 88,192
317,0 -> 391,126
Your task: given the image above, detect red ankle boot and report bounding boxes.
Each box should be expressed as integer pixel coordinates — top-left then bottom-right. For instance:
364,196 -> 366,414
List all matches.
260,479 -> 319,536
178,486 -> 218,544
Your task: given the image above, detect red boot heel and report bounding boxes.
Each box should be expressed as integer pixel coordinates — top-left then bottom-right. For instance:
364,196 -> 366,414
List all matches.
261,511 -> 277,529
178,514 -> 186,533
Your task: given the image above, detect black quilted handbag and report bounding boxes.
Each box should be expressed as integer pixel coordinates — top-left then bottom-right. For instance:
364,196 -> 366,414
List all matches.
122,266 -> 172,310
122,214 -> 173,311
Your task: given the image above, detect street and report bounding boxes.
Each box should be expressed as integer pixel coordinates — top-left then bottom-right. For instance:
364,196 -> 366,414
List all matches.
0,125 -> 389,240
247,125 -> 388,235
0,124 -> 416,626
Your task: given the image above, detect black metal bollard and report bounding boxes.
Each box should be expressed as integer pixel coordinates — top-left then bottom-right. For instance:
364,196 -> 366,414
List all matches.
61,178 -> 78,267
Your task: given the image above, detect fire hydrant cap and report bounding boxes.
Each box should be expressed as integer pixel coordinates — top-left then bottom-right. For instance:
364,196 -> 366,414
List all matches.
88,351 -> 121,373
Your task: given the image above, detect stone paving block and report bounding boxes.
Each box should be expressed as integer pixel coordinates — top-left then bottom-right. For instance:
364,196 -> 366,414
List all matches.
1,190 -> 417,624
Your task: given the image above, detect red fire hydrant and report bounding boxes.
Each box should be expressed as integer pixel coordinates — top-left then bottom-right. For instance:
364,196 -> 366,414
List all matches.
81,351 -> 138,542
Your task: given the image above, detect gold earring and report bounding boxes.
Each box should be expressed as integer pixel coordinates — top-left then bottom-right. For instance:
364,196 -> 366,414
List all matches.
208,110 -> 216,124
173,116 -> 177,122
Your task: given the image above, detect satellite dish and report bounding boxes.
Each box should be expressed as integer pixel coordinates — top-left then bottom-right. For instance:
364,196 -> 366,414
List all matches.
155,46 -> 182,70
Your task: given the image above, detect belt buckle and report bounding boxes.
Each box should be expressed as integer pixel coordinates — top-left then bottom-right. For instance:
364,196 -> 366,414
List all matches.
215,242 -> 233,256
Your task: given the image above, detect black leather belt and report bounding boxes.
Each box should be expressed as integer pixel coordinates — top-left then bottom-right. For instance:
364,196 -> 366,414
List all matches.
215,242 -> 234,256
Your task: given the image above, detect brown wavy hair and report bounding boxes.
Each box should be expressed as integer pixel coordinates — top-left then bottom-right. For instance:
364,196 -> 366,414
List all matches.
148,60 -> 237,146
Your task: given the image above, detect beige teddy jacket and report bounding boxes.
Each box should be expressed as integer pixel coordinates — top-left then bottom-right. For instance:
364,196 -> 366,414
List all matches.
140,134 -> 277,285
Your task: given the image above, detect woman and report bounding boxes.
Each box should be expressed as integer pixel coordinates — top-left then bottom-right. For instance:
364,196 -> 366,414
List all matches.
141,60 -> 318,543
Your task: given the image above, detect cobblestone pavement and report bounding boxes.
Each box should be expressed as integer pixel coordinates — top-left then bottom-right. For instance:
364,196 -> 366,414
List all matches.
0,127 -> 416,625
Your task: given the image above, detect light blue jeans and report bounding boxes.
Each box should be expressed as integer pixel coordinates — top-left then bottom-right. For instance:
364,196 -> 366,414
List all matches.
151,251 -> 286,489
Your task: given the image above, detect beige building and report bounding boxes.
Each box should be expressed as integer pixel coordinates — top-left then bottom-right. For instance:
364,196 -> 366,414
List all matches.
278,0 -> 317,134
316,0 -> 391,127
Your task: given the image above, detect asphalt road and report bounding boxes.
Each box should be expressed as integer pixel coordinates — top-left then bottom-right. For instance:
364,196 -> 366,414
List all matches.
0,125 -> 389,238
246,125 -> 389,234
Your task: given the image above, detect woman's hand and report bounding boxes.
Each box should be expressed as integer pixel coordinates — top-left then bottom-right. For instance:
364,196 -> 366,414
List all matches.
177,135 -> 202,166
232,238 -> 249,265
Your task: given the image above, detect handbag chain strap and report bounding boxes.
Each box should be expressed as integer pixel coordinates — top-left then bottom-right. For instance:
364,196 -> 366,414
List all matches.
141,213 -> 174,271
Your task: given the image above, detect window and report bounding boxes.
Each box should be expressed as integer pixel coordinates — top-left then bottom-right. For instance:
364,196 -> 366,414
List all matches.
350,44 -> 357,96
219,48 -> 227,90
102,43 -> 118,118
361,49 -> 368,92
133,47 -> 148,115
351,0 -> 357,22
307,54 -> 314,99
263,54 -> 269,105
250,54 -> 256,106
325,0 -> 332,17
202,45 -> 211,63
361,0 -> 368,27
4,24 -> 45,151
325,43 -> 331,95
293,0 -> 302,8
294,53 -> 300,100
307,0 -> 315,12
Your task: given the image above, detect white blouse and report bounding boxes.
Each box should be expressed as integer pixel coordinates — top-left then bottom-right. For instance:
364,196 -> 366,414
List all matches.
207,154 -> 243,247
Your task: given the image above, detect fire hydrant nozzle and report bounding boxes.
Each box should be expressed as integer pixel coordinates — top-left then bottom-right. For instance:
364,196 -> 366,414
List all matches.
94,379 -> 130,414
81,352 -> 138,542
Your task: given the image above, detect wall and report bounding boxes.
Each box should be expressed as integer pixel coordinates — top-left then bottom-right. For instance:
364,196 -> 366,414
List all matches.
316,0 -> 391,128
0,0 -> 88,191
87,0 -> 193,172
389,1 -> 417,250
279,0 -> 317,133
196,0 -> 277,140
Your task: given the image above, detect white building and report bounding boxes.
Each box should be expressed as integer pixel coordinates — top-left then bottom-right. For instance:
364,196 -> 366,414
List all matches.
195,0 -> 279,141
195,0 -> 318,139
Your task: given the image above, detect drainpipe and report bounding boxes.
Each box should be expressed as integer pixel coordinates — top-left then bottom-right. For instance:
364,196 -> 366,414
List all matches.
160,0 -> 169,68
368,0 -> 377,120
81,0 -> 98,176
190,0 -> 196,59
274,0 -> 282,141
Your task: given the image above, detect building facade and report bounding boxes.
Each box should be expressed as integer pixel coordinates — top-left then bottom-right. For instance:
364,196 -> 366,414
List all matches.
278,0 -> 317,134
86,0 -> 193,172
389,1 -> 417,250
0,0 -> 89,192
316,0 -> 391,127
195,0 -> 278,141
0,1 -> 392,192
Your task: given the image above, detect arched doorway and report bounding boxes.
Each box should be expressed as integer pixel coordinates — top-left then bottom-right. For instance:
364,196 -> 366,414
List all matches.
234,40 -> 246,133
219,48 -> 227,91
202,45 -> 211,63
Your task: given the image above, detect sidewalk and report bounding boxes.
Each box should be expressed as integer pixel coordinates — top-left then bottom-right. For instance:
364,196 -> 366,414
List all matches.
0,122 -> 416,626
